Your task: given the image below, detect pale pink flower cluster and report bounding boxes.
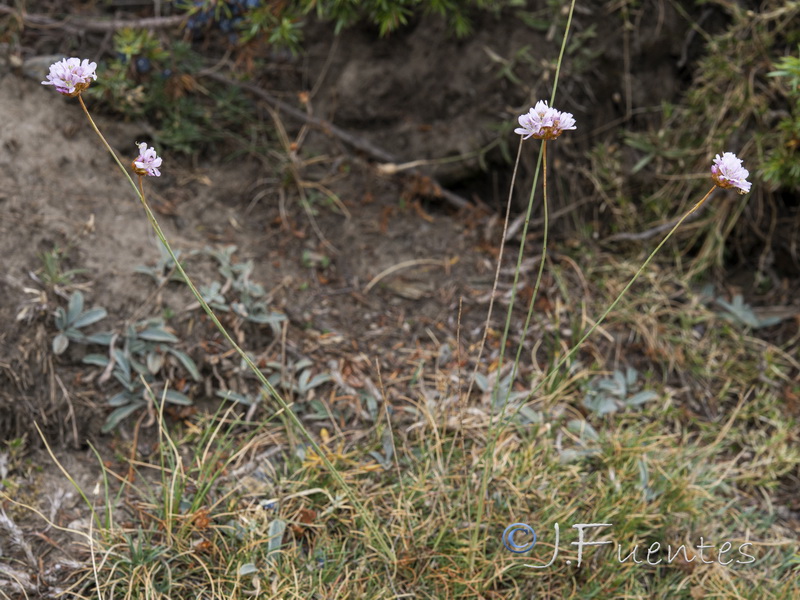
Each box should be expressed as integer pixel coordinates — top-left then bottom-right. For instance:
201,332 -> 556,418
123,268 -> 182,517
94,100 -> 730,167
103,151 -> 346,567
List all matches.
41,58 -> 754,194
711,152 -> 751,194
41,57 -> 97,96
515,100 -> 576,141
132,143 -> 162,177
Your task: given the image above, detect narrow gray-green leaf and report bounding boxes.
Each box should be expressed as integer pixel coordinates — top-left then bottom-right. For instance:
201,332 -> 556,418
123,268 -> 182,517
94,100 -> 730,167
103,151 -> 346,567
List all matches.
246,312 -> 286,325
631,153 -> 654,175
598,397 -> 618,415
85,332 -> 114,345
294,359 -> 313,372
82,353 -> 110,367
54,307 -> 66,331
101,403 -> 143,433
146,351 -> 164,375
625,367 -> 638,387
113,370 -> 135,391
113,349 -> 130,380
567,419 -> 600,442
518,406 -> 543,424
162,389 -> 193,406
130,356 -> 149,377
137,328 -> 179,343
64,328 -> 86,342
613,371 -> 627,394
474,373 -> 489,392
381,429 -> 394,464
72,307 -> 108,328
52,333 -> 69,355
367,450 -> 388,468
67,292 -> 84,324
306,373 -> 331,390
215,390 -> 255,405
267,518 -> 287,555
597,380 -> 622,394
627,390 -> 659,406
108,392 -> 133,407
166,347 -> 201,381
297,369 -> 311,391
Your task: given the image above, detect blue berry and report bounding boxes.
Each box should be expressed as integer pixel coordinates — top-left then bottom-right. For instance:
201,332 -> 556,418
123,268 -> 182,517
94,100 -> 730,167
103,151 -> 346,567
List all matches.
160,68 -> 173,79
136,57 -> 151,73
245,0 -> 261,7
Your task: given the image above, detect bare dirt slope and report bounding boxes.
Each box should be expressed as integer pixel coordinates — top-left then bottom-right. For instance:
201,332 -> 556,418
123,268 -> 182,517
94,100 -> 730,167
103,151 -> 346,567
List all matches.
0,69 -> 494,447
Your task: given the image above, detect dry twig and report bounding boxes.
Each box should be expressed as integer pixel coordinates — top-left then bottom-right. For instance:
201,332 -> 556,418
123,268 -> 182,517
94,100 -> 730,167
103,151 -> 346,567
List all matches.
0,6 -> 184,34
199,71 -> 472,210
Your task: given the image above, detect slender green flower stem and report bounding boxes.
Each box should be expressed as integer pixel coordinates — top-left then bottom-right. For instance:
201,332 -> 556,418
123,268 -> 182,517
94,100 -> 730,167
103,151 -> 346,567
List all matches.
462,137 -> 524,413
550,1 -> 577,108
499,0 -> 577,411
508,140 -> 549,398
470,138 -> 550,576
486,0 -> 578,385
469,0 -> 577,572
78,96 -> 140,195
467,142 -> 543,571
517,185 -> 719,410
77,94 -> 395,562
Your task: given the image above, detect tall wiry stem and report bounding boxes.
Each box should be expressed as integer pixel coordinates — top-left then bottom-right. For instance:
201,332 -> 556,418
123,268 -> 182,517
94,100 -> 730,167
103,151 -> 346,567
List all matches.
77,93 -> 396,562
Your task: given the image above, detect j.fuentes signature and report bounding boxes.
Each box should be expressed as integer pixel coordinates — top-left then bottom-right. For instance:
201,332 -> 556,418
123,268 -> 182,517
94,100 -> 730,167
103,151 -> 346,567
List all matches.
502,522 -> 755,568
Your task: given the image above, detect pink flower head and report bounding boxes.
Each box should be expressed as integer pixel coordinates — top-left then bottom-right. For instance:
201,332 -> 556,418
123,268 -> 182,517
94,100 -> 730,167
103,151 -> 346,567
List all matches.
711,152 -> 751,194
132,142 -> 162,177
514,100 -> 576,141
41,57 -> 97,97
